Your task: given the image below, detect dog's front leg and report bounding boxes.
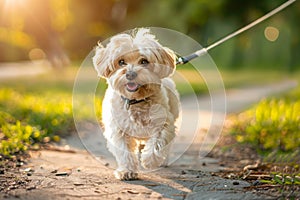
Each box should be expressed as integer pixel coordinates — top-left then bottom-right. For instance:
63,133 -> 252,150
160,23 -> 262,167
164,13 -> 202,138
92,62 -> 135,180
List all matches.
141,127 -> 175,169
106,132 -> 139,180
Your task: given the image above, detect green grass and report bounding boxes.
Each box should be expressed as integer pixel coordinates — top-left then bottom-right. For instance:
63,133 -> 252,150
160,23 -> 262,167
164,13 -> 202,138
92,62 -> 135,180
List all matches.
0,66 -> 107,157
230,73 -> 300,158
264,172 -> 300,185
0,70 -> 75,156
0,65 -> 297,157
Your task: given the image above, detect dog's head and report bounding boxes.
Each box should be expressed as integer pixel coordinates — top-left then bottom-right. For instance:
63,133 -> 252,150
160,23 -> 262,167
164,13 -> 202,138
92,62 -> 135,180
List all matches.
93,28 -> 176,100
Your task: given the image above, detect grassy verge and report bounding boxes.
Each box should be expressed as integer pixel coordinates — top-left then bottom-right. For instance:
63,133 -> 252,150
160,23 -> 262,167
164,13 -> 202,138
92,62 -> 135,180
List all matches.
229,71 -> 300,161
0,68 -> 76,157
210,71 -> 300,195
0,66 -> 296,157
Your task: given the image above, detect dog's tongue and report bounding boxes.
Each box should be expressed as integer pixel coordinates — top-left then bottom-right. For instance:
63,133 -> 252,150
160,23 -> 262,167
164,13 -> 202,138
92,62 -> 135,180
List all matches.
126,82 -> 139,92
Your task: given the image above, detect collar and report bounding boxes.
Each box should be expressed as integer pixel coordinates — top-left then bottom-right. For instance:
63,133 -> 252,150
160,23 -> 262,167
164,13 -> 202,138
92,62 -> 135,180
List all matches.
121,96 -> 148,110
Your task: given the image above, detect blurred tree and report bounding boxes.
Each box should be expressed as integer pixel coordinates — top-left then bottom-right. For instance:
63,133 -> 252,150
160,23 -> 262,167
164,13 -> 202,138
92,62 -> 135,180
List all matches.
126,0 -> 299,70
0,0 -> 70,67
286,2 -> 300,71
0,0 -> 35,61
221,0 -> 300,68
22,0 -> 71,68
64,0 -> 142,58
0,0 -> 298,71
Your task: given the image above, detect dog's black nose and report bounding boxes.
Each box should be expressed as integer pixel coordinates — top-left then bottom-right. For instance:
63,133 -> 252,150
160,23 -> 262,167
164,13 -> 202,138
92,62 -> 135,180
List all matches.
126,71 -> 137,80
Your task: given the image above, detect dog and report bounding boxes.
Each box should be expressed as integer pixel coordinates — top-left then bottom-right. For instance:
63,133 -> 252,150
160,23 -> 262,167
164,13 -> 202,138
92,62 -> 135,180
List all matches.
93,28 -> 180,180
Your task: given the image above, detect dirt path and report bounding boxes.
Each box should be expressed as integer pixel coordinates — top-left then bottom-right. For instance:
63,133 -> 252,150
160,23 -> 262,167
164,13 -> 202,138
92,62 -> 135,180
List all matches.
0,61 -> 51,79
1,80 -> 298,200
3,150 -> 270,200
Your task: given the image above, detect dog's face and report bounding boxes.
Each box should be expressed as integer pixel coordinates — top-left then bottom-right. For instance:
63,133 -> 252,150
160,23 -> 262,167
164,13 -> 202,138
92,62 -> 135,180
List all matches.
93,29 -> 176,100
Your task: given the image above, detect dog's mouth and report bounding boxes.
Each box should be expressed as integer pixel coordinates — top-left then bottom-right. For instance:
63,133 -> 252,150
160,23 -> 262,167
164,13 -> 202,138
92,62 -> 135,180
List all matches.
126,82 -> 140,92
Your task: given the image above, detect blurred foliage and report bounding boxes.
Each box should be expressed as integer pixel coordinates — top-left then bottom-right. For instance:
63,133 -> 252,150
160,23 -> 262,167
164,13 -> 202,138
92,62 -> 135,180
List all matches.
0,0 -> 299,70
131,0 -> 300,71
0,67 -> 104,157
0,114 -> 45,156
0,88 -> 71,156
230,83 -> 300,155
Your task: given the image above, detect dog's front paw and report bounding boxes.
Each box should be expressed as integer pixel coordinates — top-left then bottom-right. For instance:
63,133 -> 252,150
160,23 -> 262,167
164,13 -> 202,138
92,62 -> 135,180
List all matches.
114,169 -> 138,181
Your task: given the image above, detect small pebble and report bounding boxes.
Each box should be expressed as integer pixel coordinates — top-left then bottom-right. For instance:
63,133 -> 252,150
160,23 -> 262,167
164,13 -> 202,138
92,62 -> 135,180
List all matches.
27,172 -> 33,176
232,181 -> 240,185
55,172 -> 69,176
74,182 -> 84,186
210,172 -> 217,176
252,180 -> 261,186
26,186 -> 36,191
24,168 -> 34,173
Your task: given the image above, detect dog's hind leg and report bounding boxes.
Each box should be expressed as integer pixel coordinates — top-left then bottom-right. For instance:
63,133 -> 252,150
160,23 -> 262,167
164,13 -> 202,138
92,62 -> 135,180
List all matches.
140,127 -> 175,170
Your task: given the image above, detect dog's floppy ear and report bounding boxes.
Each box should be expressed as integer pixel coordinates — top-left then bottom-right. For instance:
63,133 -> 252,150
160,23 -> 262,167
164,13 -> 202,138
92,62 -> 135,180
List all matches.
93,44 -> 112,78
162,46 -> 176,70
156,46 -> 177,78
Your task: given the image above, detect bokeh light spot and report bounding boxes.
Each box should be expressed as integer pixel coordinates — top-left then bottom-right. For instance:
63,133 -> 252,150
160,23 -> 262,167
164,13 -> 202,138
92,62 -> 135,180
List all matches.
29,48 -> 46,60
264,26 -> 279,42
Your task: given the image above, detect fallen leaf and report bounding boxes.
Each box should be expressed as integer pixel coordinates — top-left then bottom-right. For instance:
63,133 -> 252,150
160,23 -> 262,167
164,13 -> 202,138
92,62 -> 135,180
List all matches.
55,172 -> 70,176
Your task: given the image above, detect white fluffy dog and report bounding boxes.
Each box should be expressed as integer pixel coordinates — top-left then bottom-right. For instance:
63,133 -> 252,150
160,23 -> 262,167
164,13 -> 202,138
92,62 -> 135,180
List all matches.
93,28 -> 180,180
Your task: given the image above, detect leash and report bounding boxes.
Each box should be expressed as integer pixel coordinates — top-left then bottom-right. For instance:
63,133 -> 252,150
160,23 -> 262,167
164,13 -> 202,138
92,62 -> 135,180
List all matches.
176,0 -> 296,65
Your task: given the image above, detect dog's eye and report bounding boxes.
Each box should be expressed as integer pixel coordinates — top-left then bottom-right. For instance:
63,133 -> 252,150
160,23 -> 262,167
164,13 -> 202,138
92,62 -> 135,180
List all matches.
118,59 -> 126,66
140,58 -> 149,65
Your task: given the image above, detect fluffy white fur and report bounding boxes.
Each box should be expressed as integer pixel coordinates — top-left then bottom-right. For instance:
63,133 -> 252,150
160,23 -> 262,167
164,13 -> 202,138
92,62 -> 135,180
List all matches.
93,28 -> 180,180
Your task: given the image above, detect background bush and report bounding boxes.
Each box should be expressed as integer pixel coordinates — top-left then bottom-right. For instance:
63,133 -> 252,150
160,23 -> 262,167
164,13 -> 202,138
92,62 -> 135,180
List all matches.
0,88 -> 73,156
231,87 -> 300,153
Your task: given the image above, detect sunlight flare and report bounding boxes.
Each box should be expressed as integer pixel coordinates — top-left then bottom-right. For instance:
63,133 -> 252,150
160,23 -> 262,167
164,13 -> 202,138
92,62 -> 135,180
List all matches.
4,0 -> 26,7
